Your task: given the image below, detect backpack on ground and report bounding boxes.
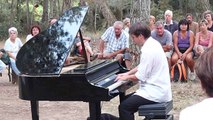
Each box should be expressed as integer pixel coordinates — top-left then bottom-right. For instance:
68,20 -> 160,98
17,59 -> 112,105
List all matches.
171,59 -> 187,82
0,49 -> 10,65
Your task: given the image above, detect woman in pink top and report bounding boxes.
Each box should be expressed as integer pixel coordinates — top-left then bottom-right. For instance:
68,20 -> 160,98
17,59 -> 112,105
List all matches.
195,19 -> 213,56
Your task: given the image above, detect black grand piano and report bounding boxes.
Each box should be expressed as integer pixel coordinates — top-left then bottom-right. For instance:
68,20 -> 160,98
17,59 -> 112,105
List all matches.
16,6 -> 134,120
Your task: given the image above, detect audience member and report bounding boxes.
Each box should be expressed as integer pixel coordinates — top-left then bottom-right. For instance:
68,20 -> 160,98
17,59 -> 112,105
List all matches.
151,21 -> 173,69
123,17 -> 131,33
0,52 -> 6,77
194,19 -> 213,56
203,10 -> 213,32
4,27 -> 23,77
171,19 -> 195,80
48,18 -> 96,63
73,33 -> 96,62
26,25 -> 41,42
98,21 -> 132,69
149,15 -> 156,31
116,22 -> 172,120
186,13 -> 199,35
164,10 -> 178,35
179,46 -> 213,120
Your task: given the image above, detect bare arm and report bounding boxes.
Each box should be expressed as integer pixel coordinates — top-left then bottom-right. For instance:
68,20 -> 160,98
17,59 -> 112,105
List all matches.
99,39 -> 105,53
184,31 -> 194,55
194,32 -> 200,51
208,32 -> 213,48
162,45 -> 172,52
173,31 -> 182,58
7,52 -> 16,60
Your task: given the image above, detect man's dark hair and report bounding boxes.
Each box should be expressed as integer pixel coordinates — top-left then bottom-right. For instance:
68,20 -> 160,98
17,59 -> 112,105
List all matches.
129,22 -> 151,39
195,47 -> 213,97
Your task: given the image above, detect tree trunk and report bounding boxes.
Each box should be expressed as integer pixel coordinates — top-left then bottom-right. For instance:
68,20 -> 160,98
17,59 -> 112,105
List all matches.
130,0 -> 151,66
52,0 -> 57,17
95,0 -> 116,26
62,0 -> 72,13
26,0 -> 30,31
41,0 -> 48,23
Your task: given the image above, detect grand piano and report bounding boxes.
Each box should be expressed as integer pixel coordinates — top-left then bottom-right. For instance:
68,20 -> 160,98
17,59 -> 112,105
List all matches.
16,6 -> 134,120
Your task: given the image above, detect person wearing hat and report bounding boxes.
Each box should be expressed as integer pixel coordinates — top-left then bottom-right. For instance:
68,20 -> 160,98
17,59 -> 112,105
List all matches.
4,27 -> 23,77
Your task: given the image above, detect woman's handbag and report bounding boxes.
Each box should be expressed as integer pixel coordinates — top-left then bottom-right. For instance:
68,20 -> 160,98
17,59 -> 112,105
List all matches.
171,59 -> 187,82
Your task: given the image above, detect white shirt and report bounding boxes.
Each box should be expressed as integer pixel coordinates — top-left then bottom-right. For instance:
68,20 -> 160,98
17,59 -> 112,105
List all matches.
26,34 -> 33,42
179,98 -> 213,120
4,38 -> 23,57
134,37 -> 172,102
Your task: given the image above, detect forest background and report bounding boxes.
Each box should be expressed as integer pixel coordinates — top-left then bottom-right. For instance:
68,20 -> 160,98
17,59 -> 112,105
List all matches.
0,0 -> 212,41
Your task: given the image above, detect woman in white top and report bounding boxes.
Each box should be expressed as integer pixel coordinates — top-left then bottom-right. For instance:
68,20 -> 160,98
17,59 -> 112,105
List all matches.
4,27 -> 23,75
179,47 -> 213,120
26,25 -> 41,42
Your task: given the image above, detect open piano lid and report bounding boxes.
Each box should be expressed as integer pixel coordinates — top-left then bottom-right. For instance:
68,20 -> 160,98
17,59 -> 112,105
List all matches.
16,6 -> 89,76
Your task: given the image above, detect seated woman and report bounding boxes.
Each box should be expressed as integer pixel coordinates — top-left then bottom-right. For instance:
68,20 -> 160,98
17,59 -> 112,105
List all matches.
194,19 -> 213,56
4,27 -> 23,83
171,19 -> 195,80
26,25 -> 41,42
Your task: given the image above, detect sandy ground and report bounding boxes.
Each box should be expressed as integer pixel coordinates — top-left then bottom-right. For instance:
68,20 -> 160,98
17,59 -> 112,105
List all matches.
0,40 -> 206,120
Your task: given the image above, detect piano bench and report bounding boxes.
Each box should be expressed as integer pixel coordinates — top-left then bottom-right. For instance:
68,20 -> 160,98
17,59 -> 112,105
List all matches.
138,101 -> 173,120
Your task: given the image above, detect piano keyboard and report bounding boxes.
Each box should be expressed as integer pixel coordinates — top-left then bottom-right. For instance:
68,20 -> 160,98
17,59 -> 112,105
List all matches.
96,74 -> 129,91
96,74 -> 117,87
107,80 -> 128,91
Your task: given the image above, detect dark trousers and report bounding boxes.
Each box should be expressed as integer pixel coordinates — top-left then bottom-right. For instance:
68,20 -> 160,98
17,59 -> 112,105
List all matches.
119,93 -> 156,120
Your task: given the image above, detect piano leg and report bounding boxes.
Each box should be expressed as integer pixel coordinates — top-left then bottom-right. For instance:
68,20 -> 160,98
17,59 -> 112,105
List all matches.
88,102 -> 101,120
119,92 -> 126,103
30,100 -> 39,120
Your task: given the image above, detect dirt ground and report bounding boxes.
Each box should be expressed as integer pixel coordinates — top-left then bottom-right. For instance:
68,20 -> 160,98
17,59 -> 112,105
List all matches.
0,40 -> 206,120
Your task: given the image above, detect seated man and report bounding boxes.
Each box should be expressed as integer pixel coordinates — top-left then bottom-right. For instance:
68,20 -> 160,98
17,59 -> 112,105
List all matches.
151,21 -> 173,69
98,21 -> 132,69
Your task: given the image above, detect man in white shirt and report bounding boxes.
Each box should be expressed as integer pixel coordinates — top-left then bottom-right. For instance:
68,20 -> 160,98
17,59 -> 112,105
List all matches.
116,22 -> 172,120
179,47 -> 213,120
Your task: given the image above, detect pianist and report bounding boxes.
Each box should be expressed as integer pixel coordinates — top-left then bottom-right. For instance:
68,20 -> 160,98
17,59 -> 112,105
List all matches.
116,22 -> 172,120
